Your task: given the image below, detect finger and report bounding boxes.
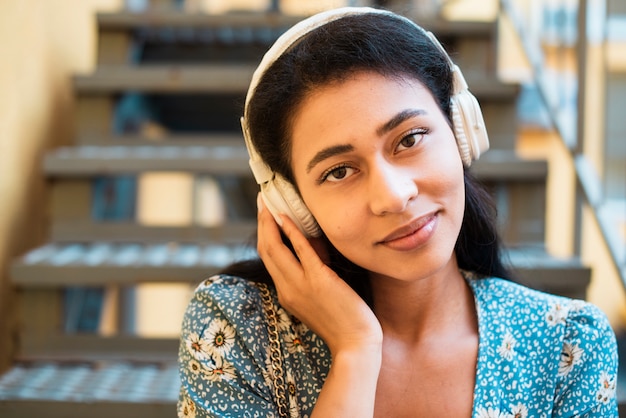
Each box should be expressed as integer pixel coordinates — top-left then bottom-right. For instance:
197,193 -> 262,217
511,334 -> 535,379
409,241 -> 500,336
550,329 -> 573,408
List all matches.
256,194 -> 282,249
256,196 -> 304,279
278,214 -> 328,272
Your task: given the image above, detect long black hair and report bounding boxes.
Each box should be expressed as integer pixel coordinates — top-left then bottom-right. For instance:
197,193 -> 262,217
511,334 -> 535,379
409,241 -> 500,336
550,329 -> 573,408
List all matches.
222,12 -> 513,305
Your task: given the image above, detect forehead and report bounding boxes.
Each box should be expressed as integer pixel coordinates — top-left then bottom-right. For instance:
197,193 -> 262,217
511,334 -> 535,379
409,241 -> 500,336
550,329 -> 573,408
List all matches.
290,72 -> 435,134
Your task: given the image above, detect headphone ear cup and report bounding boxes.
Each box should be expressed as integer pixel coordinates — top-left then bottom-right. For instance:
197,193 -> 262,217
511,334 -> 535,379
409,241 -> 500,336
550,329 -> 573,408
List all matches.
450,90 -> 490,167
260,174 -> 322,238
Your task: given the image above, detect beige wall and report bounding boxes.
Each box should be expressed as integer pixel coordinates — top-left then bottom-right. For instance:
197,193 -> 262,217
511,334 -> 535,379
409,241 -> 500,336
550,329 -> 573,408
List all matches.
0,0 -> 121,371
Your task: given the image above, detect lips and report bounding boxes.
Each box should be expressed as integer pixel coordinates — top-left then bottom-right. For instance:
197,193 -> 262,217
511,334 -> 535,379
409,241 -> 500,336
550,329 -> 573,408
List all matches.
377,212 -> 439,250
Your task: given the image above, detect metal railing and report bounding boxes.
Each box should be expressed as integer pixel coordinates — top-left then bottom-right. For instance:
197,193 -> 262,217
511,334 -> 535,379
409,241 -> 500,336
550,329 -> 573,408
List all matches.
500,0 -> 626,288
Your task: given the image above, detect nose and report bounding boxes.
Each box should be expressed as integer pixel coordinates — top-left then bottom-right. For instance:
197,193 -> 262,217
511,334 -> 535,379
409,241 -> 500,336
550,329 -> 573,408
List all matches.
368,159 -> 418,216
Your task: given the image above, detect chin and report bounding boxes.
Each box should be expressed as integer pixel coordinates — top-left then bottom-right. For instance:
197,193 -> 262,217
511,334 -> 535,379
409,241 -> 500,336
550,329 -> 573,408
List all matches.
356,245 -> 458,283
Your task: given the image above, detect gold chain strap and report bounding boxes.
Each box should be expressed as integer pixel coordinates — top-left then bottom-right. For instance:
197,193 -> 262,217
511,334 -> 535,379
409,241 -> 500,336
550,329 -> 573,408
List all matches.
257,283 -> 289,418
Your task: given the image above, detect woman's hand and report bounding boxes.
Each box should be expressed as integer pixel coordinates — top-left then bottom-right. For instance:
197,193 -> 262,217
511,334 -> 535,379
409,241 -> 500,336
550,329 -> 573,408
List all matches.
256,194 -> 383,355
257,195 -> 382,416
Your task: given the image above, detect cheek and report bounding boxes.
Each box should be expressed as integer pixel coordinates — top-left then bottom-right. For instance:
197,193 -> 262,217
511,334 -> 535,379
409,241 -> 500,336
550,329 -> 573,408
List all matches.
452,177 -> 466,224
441,157 -> 466,230
442,158 -> 466,220
310,202 -> 365,244
432,137 -> 465,192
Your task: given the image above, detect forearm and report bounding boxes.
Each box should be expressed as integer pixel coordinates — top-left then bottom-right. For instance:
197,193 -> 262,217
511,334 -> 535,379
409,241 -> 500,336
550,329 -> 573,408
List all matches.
311,344 -> 382,417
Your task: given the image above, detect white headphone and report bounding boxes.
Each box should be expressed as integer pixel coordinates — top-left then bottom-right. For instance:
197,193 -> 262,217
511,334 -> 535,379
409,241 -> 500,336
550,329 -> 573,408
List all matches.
241,7 -> 489,238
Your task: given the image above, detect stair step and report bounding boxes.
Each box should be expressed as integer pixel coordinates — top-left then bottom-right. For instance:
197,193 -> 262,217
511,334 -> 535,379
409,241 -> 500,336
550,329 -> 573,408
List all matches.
506,248 -> 591,300
74,64 -> 256,93
77,133 -> 241,146
47,221 -> 257,243
97,10 -> 495,37
470,150 -> 547,181
43,144 -> 541,178
18,335 -> 178,363
0,360 -> 177,418
74,64 -> 518,98
11,241 -> 586,291
96,12 -> 298,66
96,11 -> 498,75
11,239 -> 257,286
98,10 -> 303,31
43,144 -> 249,175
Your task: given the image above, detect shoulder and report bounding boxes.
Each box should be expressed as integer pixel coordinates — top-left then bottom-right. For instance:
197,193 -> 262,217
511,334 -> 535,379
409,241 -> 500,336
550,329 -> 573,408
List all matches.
470,277 -> 618,411
470,277 -> 615,341
191,274 -> 264,304
182,274 -> 268,332
470,276 -> 565,307
470,277 -> 614,335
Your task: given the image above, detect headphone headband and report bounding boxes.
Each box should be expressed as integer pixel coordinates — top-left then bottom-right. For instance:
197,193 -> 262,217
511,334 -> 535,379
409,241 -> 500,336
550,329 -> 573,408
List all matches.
244,7 -> 457,115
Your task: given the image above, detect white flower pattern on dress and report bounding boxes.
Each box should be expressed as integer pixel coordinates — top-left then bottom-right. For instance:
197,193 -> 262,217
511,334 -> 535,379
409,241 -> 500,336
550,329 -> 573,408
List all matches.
569,299 -> 587,312
187,359 -> 202,375
285,370 -> 300,418
476,407 -> 509,418
510,403 -> 528,418
597,370 -> 617,404
546,302 -> 569,326
285,331 -> 306,355
177,275 -> 619,417
204,318 -> 235,358
477,403 -> 530,418
178,396 -> 197,418
201,356 -> 236,382
497,331 -> 517,361
185,332 -> 211,361
558,341 -> 584,376
276,307 -> 293,333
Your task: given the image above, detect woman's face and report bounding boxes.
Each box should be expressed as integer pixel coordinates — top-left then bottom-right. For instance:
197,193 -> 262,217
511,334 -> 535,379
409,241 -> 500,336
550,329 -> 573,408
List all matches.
290,72 -> 465,283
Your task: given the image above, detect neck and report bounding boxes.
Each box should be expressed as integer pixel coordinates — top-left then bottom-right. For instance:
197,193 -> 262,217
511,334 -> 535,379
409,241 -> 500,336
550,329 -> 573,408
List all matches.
370,262 -> 476,344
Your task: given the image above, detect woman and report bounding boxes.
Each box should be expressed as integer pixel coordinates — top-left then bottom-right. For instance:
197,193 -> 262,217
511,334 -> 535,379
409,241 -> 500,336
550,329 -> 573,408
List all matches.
178,7 -> 618,417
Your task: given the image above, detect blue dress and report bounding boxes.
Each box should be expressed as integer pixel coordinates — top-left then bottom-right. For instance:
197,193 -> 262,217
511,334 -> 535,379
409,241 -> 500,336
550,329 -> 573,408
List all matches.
177,274 -> 618,417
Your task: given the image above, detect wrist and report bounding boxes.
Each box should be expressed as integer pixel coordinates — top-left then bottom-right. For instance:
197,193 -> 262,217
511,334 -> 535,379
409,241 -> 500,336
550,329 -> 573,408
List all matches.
332,342 -> 383,375
311,342 -> 381,417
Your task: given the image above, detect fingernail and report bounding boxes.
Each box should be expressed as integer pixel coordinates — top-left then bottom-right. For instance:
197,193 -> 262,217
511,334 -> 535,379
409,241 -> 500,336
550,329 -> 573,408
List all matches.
257,192 -> 263,213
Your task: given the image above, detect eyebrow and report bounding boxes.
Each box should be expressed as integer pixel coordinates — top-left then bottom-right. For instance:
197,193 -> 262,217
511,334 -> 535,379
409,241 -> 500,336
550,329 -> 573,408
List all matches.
376,108 -> 427,137
305,108 -> 427,174
306,144 -> 354,173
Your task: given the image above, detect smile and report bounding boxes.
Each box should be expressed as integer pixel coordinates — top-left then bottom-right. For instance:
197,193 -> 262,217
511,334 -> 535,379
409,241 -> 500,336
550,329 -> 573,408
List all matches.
377,212 -> 439,251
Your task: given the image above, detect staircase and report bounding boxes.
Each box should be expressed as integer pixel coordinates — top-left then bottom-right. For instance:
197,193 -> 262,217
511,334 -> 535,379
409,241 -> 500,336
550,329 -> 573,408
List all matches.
0,3 -> 592,416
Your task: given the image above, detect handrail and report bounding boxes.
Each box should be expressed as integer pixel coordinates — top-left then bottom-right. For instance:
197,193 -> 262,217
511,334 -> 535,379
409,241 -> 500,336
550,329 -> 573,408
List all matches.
499,0 -> 626,288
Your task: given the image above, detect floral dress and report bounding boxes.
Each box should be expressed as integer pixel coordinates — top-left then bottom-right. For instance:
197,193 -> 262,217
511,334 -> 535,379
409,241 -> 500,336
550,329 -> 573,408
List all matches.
177,274 -> 618,417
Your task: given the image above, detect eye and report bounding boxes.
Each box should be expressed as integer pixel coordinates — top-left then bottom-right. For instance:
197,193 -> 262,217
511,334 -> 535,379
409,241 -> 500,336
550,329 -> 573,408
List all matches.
397,128 -> 428,151
319,164 -> 355,184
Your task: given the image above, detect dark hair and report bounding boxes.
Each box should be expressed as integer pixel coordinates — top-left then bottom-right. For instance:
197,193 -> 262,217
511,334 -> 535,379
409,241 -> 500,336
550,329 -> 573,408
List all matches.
222,11 -> 513,303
